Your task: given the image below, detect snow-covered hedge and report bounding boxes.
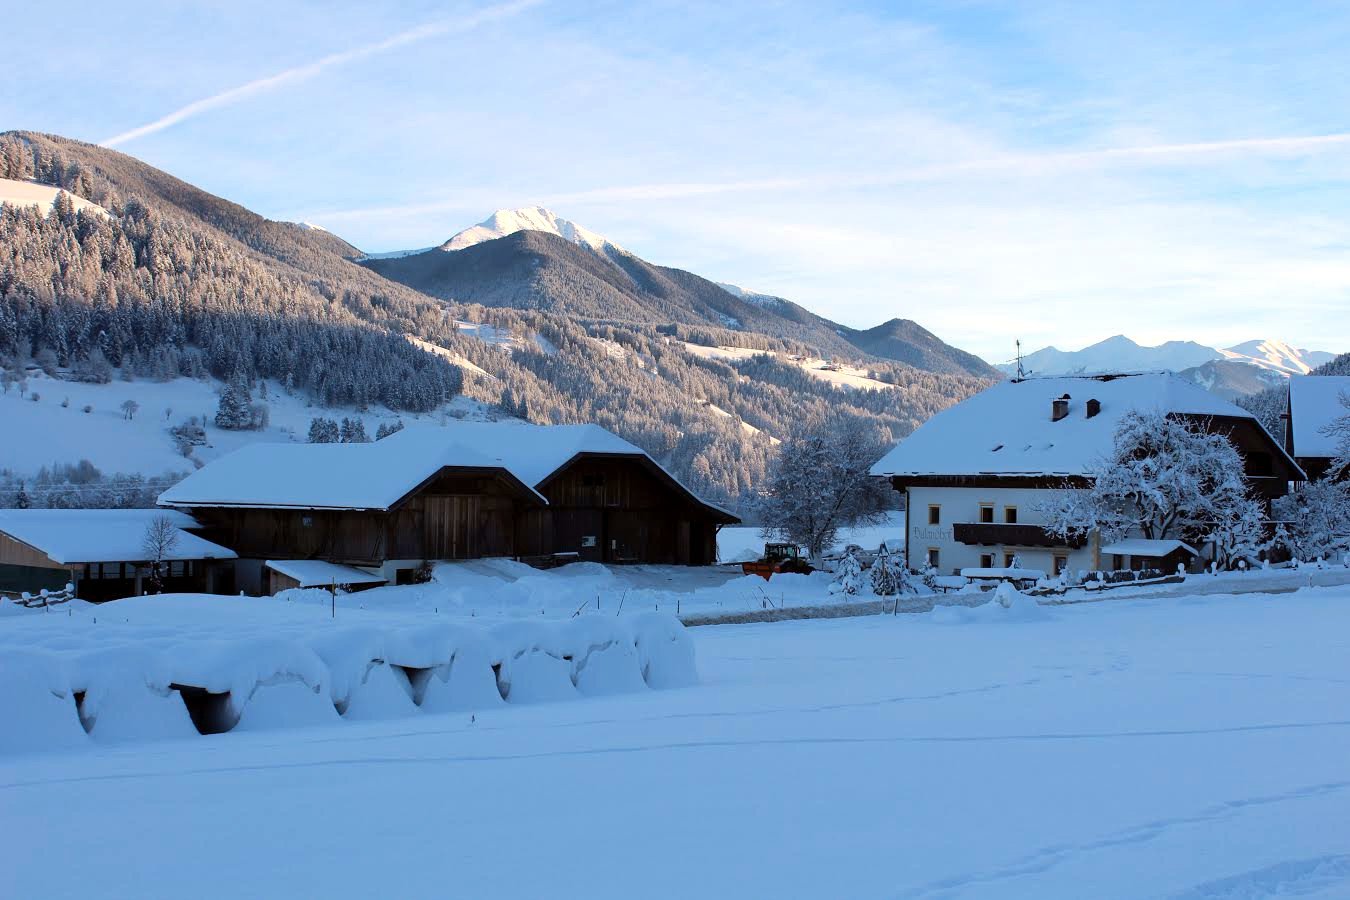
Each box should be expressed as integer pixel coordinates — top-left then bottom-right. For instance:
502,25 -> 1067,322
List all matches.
0,611 -> 696,756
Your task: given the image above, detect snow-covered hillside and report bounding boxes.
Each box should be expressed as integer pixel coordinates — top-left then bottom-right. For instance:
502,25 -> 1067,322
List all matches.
681,343 -> 899,392
0,177 -> 110,218
1220,339 -> 1335,376
0,370 -> 496,479
439,207 -> 623,254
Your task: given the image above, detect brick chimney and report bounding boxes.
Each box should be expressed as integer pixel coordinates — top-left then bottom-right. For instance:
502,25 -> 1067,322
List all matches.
1086,398 -> 1101,419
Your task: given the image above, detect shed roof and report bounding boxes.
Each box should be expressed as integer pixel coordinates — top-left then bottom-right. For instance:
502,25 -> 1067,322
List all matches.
0,509 -> 237,565
1288,375 -> 1350,459
264,559 -> 387,588
1099,539 -> 1198,557
871,373 -> 1280,478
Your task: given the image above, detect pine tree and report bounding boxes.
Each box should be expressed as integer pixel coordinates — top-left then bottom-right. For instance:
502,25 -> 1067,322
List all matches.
870,546 -> 899,595
832,548 -> 865,596
339,417 -> 368,443
214,375 -> 253,430
307,417 -> 339,443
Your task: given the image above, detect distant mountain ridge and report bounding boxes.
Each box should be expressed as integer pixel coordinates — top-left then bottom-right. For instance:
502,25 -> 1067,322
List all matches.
997,334 -> 1335,397
364,209 -> 998,379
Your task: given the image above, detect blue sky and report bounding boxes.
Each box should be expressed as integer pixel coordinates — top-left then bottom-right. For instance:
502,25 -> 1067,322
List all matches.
6,0 -> 1349,363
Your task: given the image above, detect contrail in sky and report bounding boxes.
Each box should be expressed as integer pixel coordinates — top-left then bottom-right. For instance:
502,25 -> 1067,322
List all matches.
101,0 -> 542,148
303,130 -> 1350,221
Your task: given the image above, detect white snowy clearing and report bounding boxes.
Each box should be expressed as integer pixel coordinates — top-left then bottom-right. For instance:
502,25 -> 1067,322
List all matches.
5,582 -> 1350,898
0,177 -> 111,219
681,341 -> 899,392
0,369 -> 498,477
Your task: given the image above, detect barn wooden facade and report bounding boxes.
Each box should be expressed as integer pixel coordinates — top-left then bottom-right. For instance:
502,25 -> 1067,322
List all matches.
158,424 -> 737,594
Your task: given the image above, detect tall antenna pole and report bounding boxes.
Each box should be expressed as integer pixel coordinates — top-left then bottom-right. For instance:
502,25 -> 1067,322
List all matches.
1015,339 -> 1025,380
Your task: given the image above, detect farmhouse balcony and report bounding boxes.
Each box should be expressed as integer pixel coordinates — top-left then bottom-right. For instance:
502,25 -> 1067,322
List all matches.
951,522 -> 1085,549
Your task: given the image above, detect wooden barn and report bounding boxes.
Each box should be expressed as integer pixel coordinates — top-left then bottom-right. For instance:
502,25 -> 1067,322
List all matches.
0,509 -> 237,601
158,423 -> 737,594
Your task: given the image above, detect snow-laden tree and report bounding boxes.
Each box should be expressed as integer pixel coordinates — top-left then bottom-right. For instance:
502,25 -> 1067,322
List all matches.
141,515 -> 180,594
308,417 -> 340,443
339,417 -> 369,443
1323,389 -> 1350,480
870,546 -> 898,595
870,545 -> 915,596
1206,495 -> 1268,571
1039,410 -> 1256,546
832,547 -> 865,595
1272,479 -> 1350,562
760,413 -> 892,559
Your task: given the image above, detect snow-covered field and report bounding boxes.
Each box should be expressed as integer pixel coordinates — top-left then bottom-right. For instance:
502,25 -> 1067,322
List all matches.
5,582 -> 1350,897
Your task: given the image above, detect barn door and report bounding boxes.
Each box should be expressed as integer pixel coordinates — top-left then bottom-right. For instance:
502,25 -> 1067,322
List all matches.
423,496 -> 480,559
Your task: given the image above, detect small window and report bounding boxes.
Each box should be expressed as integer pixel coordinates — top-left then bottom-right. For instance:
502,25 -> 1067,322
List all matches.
928,505 -> 941,526
1004,552 -> 1016,568
1004,506 -> 1018,524
1054,556 -> 1068,577
979,553 -> 994,568
979,504 -> 994,524
926,547 -> 940,568
301,515 -> 313,528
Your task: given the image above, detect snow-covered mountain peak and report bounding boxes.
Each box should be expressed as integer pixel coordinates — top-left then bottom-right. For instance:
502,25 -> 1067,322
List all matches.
1219,339 -> 1334,376
440,207 -> 623,254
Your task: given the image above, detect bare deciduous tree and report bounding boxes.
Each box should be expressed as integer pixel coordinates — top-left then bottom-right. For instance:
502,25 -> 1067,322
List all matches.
141,515 -> 180,594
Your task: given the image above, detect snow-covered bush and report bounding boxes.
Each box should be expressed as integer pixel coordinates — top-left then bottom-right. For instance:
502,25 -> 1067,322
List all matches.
831,547 -> 865,596
1272,480 -> 1350,562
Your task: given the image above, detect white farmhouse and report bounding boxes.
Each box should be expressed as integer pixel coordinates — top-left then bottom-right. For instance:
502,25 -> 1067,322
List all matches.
870,373 -> 1303,577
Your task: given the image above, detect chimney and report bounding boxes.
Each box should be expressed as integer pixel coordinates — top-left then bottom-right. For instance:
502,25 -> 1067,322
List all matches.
1051,395 -> 1070,422
1086,398 -> 1101,419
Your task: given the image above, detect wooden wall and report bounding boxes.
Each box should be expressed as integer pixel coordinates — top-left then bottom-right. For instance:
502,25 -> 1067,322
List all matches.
180,458 -> 726,569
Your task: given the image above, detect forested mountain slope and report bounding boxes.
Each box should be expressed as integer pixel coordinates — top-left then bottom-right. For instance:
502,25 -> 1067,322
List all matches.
0,131 -> 994,509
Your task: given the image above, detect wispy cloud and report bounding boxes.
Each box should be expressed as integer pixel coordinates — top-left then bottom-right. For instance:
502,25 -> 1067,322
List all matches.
301,130 -> 1350,222
100,0 -> 543,148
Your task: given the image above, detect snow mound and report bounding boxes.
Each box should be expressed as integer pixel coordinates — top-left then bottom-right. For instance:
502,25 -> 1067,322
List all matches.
929,584 -> 1049,625
0,654 -> 86,755
0,600 -> 696,753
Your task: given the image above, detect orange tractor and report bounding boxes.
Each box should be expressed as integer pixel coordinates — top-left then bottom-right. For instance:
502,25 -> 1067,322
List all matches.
741,543 -> 815,580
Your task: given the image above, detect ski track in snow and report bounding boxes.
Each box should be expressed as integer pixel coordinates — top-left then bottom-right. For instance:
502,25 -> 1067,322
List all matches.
902,783 -> 1350,898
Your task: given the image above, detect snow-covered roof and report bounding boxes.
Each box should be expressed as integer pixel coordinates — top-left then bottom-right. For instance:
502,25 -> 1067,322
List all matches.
0,509 -> 237,565
1099,539 -> 1198,557
158,435 -> 526,511
264,560 -> 386,588
1288,375 -> 1350,459
159,422 -> 735,519
871,373 -> 1270,478
378,422 -> 646,489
